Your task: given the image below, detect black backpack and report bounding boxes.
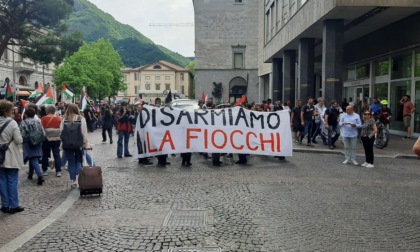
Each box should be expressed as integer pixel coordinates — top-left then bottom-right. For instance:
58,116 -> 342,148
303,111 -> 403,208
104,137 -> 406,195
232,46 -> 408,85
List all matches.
28,124 -> 44,146
61,117 -> 83,150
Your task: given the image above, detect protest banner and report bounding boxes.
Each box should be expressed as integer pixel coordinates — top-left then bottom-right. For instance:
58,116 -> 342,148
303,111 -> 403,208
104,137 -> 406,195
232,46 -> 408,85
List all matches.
134,106 -> 293,158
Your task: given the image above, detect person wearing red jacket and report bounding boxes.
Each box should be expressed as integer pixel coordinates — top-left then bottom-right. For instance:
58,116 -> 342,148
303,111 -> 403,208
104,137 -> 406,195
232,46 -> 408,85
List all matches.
116,107 -> 133,158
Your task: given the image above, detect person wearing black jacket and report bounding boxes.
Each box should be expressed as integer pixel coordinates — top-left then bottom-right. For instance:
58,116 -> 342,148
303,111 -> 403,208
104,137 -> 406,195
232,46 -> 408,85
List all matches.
101,109 -> 113,144
116,107 -> 133,158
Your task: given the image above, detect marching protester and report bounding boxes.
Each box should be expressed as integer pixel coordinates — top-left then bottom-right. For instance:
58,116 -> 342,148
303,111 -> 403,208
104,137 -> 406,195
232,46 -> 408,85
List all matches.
116,106 -> 133,158
20,106 -> 46,185
324,101 -> 341,149
360,110 -> 377,168
0,101 -> 24,214
101,107 -> 114,144
339,106 -> 362,165
291,99 -> 303,143
312,97 -> 326,144
41,105 -> 62,177
300,97 -> 315,146
60,104 -> 90,188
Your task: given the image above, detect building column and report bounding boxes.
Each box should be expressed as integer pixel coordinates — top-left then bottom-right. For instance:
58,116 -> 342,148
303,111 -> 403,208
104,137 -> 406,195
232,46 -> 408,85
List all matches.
269,73 -> 273,101
299,38 -> 315,101
283,50 -> 296,104
272,58 -> 283,102
322,19 -> 344,105
258,76 -> 264,103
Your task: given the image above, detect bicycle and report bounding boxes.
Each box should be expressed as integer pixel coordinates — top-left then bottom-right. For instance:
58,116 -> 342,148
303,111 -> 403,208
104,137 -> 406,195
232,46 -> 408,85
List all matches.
374,120 -> 389,149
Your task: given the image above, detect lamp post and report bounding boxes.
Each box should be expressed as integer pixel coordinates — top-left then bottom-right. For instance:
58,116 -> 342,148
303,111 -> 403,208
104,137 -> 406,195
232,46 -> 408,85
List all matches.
12,44 -> 16,103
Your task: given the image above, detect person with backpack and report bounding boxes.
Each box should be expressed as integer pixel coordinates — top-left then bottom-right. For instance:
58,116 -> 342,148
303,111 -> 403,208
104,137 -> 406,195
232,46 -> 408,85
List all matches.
116,107 -> 133,158
60,104 -> 89,188
101,108 -> 114,144
41,105 -> 62,177
20,107 -> 46,185
0,101 -> 24,214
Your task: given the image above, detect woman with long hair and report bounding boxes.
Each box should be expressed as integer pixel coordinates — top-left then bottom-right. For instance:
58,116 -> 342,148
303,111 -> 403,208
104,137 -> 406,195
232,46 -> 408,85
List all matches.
60,104 -> 89,188
0,101 -> 24,213
360,111 -> 378,168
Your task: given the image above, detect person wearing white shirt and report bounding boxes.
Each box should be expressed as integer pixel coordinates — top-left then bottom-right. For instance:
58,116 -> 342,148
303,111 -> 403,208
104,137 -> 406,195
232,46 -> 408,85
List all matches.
339,106 -> 362,165
312,97 -> 326,144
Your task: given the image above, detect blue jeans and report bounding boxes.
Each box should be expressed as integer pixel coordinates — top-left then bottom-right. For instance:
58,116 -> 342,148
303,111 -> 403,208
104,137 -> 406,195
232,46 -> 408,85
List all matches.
0,168 -> 19,208
117,131 -> 130,157
83,150 -> 94,166
343,136 -> 357,161
61,152 -> 68,166
312,121 -> 321,141
301,120 -> 314,144
64,150 -> 82,181
42,140 -> 62,172
28,157 -> 43,178
327,125 -> 340,146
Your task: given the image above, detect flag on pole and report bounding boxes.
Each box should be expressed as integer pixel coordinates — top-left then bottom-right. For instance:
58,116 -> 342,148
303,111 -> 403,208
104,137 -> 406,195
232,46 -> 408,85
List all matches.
62,84 -> 74,99
29,83 -> 44,99
234,95 -> 247,106
20,99 -> 30,108
36,87 -> 54,105
201,91 -> 206,103
165,90 -> 172,104
80,91 -> 89,111
5,83 -> 13,100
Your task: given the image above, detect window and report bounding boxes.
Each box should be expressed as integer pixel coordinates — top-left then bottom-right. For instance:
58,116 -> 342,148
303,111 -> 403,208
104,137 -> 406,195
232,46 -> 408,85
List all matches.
356,64 -> 369,79
415,51 -> 420,77
180,73 -> 184,81
375,59 -> 390,76
145,84 -> 151,90
165,76 -> 170,80
392,54 -> 411,79
145,76 -> 150,80
153,65 -> 162,70
135,86 -> 139,94
134,73 -> 138,81
181,86 -> 185,94
155,84 -> 161,90
165,84 -> 171,90
234,53 -> 244,69
123,74 -> 128,81
345,67 -> 356,81
235,0 -> 242,3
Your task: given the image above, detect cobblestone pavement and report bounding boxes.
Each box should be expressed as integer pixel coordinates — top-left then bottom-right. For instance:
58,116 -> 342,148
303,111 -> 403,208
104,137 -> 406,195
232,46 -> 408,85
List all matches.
1,130 -> 419,252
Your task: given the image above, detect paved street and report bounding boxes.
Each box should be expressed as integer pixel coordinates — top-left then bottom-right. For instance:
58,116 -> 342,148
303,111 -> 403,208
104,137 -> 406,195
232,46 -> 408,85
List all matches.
0,131 -> 419,252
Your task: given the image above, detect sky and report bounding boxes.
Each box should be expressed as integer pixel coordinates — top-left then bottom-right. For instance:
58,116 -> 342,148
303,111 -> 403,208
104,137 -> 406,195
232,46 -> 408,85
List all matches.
88,0 -> 195,57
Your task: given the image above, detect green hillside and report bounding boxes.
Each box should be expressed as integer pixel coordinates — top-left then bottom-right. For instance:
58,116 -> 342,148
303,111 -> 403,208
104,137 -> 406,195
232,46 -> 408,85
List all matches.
67,0 -> 191,68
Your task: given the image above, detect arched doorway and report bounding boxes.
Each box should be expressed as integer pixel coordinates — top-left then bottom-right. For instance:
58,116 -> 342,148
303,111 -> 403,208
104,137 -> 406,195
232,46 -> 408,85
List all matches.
19,76 -> 27,86
229,77 -> 247,103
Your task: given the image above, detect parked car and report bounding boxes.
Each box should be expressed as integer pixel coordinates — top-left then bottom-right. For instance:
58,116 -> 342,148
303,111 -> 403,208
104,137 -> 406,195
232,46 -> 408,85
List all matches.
170,99 -> 199,110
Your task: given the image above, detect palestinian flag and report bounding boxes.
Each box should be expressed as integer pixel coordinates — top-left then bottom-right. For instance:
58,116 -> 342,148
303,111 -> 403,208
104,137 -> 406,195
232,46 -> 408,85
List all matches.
6,83 -> 13,100
62,84 -> 74,99
29,84 -> 44,99
80,91 -> 89,111
36,87 -> 54,105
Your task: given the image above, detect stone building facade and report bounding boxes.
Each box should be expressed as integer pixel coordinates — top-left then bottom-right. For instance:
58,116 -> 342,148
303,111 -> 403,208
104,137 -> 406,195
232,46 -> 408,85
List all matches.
119,61 -> 192,103
193,0 -> 259,104
261,0 -> 420,136
0,46 -> 54,99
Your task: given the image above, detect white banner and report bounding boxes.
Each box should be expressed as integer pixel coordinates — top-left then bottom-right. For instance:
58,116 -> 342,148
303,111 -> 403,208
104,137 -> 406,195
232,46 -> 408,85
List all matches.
134,106 -> 293,158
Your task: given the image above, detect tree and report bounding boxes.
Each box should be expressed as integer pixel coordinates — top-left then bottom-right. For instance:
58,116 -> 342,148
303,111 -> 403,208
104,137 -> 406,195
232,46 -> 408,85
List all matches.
53,39 -> 126,99
0,0 -> 81,64
212,82 -> 223,103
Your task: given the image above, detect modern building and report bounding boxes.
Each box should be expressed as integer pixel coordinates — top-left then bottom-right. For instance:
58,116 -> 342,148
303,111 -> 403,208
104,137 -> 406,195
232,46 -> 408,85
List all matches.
119,61 -> 192,103
193,0 -> 259,104
0,46 -> 54,100
261,0 -> 420,136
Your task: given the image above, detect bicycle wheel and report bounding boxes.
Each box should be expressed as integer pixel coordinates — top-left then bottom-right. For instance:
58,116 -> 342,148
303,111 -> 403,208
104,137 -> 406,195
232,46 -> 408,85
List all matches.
374,123 -> 389,149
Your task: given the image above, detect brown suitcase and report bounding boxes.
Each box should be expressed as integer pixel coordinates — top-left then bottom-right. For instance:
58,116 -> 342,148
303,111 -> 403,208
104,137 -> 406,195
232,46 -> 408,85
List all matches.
78,151 -> 103,196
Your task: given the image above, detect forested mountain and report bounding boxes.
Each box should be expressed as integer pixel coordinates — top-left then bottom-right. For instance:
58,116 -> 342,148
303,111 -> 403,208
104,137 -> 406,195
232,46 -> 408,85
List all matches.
66,0 -> 191,68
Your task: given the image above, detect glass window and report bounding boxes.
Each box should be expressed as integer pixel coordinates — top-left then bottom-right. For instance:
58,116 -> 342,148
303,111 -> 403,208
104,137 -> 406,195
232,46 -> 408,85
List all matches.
155,84 -> 160,90
155,76 -> 160,80
415,81 -> 420,133
415,51 -> 420,77
145,76 -> 150,80
165,76 -> 170,80
153,65 -> 161,69
345,67 -> 356,81
390,80 -> 411,131
391,54 -> 411,79
234,53 -> 244,69
165,84 -> 170,90
180,73 -> 184,81
356,64 -> 370,79
135,86 -> 138,94
145,84 -> 151,90
375,60 -> 389,76
374,83 -> 388,101
124,74 -> 128,81
181,86 -> 185,94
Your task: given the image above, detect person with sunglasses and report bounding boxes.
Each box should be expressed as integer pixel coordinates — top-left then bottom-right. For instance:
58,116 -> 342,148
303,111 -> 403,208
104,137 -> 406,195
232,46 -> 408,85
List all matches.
360,111 -> 378,168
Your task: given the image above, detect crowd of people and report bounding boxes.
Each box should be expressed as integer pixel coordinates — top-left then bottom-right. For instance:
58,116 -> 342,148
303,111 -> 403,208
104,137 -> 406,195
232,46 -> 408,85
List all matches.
0,94 -> 417,215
